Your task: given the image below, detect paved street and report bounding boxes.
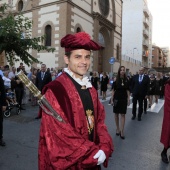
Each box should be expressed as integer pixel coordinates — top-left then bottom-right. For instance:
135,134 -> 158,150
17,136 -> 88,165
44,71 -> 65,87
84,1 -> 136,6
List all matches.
0,91 -> 169,170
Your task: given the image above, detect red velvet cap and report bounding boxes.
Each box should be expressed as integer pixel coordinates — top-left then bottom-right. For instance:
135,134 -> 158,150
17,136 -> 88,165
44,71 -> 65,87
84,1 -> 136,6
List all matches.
60,32 -> 101,52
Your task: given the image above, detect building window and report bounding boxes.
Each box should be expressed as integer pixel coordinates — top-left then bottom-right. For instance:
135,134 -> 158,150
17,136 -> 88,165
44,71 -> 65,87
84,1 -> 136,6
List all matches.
116,45 -> 120,60
98,0 -> 110,17
98,33 -> 105,47
18,0 -> 23,11
76,27 -> 81,33
45,25 -> 52,46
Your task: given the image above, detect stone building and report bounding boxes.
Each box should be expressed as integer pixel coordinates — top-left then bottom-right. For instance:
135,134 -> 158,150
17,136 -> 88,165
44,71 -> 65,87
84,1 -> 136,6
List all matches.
121,0 -> 152,74
2,0 -> 123,74
152,45 -> 166,70
161,47 -> 170,67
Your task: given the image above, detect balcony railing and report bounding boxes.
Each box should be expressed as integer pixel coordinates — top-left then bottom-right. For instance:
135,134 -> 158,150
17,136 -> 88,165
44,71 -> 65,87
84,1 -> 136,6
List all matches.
142,51 -> 149,57
143,17 -> 149,27
143,6 -> 149,18
143,29 -> 149,38
143,40 -> 149,47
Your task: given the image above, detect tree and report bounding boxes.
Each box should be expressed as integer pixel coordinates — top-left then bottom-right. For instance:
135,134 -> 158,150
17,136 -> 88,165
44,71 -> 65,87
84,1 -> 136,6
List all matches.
0,4 -> 55,66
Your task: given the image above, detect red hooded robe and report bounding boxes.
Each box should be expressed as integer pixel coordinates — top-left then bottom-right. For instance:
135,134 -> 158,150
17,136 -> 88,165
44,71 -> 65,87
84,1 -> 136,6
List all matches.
160,80 -> 170,149
38,73 -> 113,170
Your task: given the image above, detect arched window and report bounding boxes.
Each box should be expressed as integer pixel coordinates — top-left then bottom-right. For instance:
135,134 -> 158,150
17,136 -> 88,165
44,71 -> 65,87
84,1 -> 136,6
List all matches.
116,44 -> 120,60
18,0 -> 23,12
76,27 -> 81,33
45,25 -> 52,46
98,32 -> 105,47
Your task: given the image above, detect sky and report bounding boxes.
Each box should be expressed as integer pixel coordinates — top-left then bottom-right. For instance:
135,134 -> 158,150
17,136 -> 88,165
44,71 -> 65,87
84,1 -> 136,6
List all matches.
148,0 -> 170,47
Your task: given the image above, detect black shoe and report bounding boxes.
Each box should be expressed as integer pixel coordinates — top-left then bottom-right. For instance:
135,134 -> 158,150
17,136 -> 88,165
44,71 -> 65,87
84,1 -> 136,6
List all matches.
35,116 -> 41,120
120,133 -> 125,140
144,111 -> 147,114
131,116 -> 136,120
0,139 -> 6,146
161,151 -> 169,164
138,117 -> 141,121
116,131 -> 120,136
20,107 -> 26,110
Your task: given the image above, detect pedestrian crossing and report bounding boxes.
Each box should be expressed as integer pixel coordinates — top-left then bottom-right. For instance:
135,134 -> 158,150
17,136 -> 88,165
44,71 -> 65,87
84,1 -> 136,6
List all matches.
100,96 -> 164,114
99,96 -> 111,103
127,99 -> 164,113
147,99 -> 164,113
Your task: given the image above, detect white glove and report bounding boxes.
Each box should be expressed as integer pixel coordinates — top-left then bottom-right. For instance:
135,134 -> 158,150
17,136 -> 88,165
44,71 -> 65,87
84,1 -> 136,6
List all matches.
93,150 -> 106,165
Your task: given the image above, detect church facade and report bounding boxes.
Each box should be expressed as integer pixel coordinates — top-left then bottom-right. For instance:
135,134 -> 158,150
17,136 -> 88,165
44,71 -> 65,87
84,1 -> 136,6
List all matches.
3,0 -> 123,73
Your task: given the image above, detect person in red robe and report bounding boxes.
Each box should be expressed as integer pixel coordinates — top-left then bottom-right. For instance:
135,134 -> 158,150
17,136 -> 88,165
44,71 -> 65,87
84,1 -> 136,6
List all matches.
38,32 -> 114,170
160,78 -> 170,163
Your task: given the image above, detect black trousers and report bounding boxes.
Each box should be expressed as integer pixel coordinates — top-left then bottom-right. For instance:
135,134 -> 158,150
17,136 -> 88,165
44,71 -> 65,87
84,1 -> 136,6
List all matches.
15,87 -> 24,107
0,106 -> 3,139
132,94 -> 145,118
143,98 -> 147,112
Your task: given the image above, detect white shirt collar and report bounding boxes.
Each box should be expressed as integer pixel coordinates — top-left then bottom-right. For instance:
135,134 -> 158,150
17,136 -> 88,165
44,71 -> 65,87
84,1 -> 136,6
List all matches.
64,68 -> 92,89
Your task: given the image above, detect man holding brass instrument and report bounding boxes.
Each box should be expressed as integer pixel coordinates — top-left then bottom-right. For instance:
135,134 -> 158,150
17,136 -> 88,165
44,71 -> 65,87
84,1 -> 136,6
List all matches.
38,32 -> 113,170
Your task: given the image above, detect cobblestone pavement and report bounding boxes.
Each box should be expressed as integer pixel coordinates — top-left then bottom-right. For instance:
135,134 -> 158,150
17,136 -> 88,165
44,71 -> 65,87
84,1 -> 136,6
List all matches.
0,90 -> 169,170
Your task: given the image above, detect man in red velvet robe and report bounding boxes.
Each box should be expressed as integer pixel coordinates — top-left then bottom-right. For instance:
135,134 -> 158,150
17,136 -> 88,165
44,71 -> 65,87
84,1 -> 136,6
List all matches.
160,78 -> 170,163
38,32 -> 113,170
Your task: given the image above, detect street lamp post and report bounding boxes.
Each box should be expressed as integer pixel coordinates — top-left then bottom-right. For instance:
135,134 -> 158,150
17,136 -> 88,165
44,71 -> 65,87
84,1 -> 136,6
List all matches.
133,47 -> 137,58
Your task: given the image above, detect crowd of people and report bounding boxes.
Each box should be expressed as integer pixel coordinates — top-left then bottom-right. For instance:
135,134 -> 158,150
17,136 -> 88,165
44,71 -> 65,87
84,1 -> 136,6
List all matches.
0,31 -> 170,169
0,63 -> 64,107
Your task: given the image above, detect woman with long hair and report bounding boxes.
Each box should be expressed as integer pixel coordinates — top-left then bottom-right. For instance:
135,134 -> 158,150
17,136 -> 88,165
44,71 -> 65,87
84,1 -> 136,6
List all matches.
154,72 -> 163,103
111,66 -> 130,139
101,72 -> 109,100
148,74 -> 156,107
91,71 -> 99,90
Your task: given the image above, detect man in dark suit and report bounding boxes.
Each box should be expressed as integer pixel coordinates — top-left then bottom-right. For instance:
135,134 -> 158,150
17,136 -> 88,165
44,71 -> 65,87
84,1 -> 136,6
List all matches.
35,64 -> 52,119
0,75 -> 7,146
35,64 -> 52,92
131,67 -> 149,121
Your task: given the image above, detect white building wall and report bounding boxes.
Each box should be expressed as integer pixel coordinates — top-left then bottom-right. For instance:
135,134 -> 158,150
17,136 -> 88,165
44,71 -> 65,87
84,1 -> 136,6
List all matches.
37,5 -> 60,69
71,7 -> 93,35
148,13 -> 153,68
39,0 -> 59,6
37,52 -> 59,69
0,0 -> 8,4
122,0 -> 143,62
71,0 -> 91,13
115,1 -> 122,34
93,0 -> 100,13
12,0 -> 19,10
38,5 -> 59,27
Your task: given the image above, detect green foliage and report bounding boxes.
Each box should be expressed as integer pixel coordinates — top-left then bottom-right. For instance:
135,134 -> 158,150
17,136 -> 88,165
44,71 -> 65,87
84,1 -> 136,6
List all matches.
0,3 -> 55,66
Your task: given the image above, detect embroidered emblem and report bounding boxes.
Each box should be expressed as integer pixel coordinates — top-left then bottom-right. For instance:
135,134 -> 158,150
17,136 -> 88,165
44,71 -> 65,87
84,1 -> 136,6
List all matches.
86,109 -> 94,134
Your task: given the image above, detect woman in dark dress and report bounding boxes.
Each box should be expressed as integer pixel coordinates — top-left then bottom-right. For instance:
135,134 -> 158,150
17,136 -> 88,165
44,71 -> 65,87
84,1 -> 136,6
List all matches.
154,72 -> 163,103
111,66 -> 130,139
91,72 -> 99,90
101,72 -> 109,100
148,74 -> 156,108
